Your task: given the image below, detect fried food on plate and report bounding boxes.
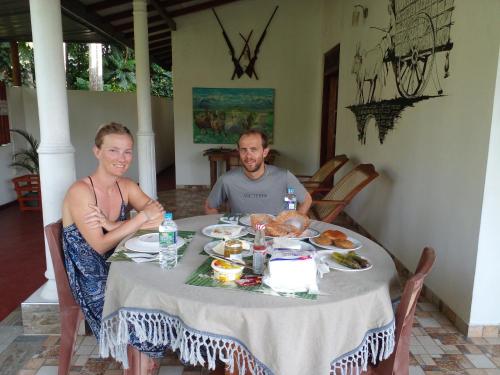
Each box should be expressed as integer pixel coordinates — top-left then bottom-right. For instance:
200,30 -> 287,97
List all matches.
315,234 -> 332,246
322,229 -> 347,241
333,238 -> 355,249
275,211 -> 310,233
250,214 -> 274,228
266,222 -> 297,237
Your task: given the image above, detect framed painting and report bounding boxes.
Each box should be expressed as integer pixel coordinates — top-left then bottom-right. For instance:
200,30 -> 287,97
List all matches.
192,87 -> 275,144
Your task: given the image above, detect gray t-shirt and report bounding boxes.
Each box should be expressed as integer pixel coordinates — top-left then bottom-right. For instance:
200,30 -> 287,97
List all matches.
207,165 -> 307,215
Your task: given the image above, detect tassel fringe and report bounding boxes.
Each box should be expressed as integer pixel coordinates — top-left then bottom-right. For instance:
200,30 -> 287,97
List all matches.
100,309 -> 395,375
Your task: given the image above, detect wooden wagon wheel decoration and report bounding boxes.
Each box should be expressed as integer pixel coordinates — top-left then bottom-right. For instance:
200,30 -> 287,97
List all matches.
395,12 -> 436,98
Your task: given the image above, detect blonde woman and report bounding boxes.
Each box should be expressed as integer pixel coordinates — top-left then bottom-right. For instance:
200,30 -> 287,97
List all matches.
62,122 -> 165,371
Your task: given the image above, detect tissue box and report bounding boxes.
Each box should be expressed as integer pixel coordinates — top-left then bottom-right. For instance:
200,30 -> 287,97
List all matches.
264,250 -> 318,293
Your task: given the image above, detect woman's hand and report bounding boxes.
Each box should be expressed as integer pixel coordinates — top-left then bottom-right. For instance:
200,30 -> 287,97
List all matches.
84,204 -> 120,231
139,200 -> 165,224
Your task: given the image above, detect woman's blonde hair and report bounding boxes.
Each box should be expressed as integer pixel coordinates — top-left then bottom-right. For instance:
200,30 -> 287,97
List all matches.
94,122 -> 133,148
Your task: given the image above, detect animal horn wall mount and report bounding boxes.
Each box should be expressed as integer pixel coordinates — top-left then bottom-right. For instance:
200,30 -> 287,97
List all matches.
212,6 -> 279,80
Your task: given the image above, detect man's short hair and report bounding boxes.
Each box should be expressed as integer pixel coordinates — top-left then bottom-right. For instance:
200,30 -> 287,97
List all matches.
237,129 -> 268,149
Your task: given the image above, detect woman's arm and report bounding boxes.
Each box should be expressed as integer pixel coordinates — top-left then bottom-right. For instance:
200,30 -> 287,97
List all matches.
125,179 -> 165,228
66,182 -> 163,254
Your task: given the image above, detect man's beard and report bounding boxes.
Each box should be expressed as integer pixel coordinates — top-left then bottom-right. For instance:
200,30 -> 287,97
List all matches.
242,158 -> 263,173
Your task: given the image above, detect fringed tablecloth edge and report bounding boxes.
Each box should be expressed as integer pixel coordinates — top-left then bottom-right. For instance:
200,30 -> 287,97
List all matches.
330,319 -> 396,375
99,308 -> 274,375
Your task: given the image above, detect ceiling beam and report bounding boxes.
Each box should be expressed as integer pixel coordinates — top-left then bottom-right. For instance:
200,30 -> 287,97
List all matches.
170,0 -> 240,17
149,40 -> 171,49
114,0 -> 240,32
149,32 -> 171,42
88,0 -> 131,12
149,44 -> 171,52
149,0 -> 176,31
123,24 -> 168,38
60,0 -> 133,49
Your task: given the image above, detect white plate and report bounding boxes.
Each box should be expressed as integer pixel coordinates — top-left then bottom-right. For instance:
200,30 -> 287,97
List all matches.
219,215 -> 242,225
204,240 -> 252,258
201,224 -> 248,239
246,226 -> 320,240
309,236 -> 362,251
124,234 -> 186,253
317,250 -> 372,272
239,214 -> 275,227
272,240 -> 316,253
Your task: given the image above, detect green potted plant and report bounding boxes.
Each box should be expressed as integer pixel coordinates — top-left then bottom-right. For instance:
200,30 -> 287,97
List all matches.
10,129 -> 41,210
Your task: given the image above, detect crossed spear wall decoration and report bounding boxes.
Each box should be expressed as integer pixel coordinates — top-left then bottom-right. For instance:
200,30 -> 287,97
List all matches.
212,6 -> 279,80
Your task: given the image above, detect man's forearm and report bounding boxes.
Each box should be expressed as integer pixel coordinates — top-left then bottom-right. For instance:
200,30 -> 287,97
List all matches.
297,192 -> 312,215
204,199 -> 220,215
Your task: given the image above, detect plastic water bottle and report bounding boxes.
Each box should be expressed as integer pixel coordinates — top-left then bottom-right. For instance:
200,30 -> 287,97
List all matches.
253,224 -> 267,275
283,187 -> 297,211
159,212 -> 178,269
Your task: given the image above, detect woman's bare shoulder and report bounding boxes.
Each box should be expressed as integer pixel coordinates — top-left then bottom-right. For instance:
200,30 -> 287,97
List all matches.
117,177 -> 139,191
65,179 -> 93,201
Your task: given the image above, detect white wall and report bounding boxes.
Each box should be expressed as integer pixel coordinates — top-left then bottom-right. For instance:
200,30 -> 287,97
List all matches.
0,87 -> 174,204
322,0 -> 500,324
0,144 -> 16,204
470,44 -> 500,325
172,0 -> 323,186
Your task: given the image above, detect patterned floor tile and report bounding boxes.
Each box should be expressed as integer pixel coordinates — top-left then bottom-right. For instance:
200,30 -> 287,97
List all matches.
466,354 -> 497,369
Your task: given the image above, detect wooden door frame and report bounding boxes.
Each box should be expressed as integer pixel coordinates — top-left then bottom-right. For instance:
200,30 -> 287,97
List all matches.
320,44 -> 340,165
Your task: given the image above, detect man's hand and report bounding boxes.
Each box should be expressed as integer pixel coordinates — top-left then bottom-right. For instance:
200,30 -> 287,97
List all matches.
297,192 -> 313,215
204,199 -> 219,215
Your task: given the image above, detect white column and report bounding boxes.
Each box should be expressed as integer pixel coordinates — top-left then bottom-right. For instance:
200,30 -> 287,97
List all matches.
133,0 -> 157,198
89,43 -> 103,91
30,0 -> 76,299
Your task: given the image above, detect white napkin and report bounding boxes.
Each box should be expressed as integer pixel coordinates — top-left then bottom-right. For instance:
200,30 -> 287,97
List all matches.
124,252 -> 159,263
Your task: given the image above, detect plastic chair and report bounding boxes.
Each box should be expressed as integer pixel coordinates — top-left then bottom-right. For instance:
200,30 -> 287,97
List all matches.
45,221 -> 85,375
309,164 -> 379,223
297,154 -> 349,191
12,174 -> 42,211
361,247 -> 436,375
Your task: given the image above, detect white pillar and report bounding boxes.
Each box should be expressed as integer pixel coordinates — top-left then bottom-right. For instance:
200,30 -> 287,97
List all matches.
133,0 -> 157,198
89,43 -> 103,91
30,0 -> 76,299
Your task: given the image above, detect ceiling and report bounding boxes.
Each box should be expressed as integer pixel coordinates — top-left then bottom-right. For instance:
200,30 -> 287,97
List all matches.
0,0 -> 240,70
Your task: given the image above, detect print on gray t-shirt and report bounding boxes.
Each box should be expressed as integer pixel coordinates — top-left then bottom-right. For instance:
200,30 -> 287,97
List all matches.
207,165 -> 307,215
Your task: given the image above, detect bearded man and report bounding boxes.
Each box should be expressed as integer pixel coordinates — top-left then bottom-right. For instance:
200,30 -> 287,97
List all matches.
204,129 -> 312,215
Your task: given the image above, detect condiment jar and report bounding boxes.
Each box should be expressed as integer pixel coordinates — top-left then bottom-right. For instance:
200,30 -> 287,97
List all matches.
224,239 -> 243,262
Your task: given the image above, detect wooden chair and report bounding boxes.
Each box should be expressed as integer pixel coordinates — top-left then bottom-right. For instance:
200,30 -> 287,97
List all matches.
297,154 -> 349,191
45,221 -> 85,375
309,164 -> 379,223
12,174 -> 42,211
361,247 -> 436,375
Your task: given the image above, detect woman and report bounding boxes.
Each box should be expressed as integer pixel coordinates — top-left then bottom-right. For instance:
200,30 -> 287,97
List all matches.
62,122 -> 165,371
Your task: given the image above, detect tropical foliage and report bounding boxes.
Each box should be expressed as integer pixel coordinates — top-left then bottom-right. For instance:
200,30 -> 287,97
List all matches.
9,129 -> 40,174
0,42 -> 172,98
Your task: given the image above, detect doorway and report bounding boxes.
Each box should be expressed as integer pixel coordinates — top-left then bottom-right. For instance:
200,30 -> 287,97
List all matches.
320,45 -> 340,171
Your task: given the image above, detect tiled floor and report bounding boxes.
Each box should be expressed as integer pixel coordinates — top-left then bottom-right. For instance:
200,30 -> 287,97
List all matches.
1,187 -> 499,374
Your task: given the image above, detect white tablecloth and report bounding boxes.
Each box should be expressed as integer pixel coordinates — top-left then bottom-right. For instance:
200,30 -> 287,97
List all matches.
100,215 -> 400,375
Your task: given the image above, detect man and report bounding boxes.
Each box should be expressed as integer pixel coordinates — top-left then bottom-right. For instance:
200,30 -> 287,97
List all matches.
204,129 -> 312,215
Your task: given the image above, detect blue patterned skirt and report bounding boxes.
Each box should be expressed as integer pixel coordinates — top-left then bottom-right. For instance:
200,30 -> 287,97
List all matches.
62,224 -> 168,357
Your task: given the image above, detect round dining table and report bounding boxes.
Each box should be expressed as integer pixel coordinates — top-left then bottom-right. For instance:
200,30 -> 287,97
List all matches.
99,214 -> 400,375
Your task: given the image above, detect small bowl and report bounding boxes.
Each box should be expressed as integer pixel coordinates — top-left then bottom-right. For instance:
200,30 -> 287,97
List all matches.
211,259 -> 244,282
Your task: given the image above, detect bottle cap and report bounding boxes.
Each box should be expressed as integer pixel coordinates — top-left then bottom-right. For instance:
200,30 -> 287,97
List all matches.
164,212 -> 173,220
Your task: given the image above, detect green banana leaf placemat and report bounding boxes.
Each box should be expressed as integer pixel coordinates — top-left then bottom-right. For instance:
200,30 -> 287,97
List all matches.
108,230 -> 196,263
185,257 -> 317,300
